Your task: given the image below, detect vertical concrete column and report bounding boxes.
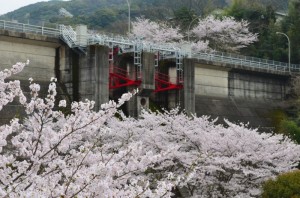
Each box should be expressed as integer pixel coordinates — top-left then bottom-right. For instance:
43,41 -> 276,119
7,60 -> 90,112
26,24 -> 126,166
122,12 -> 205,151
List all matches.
62,46 -> 74,99
94,46 -> 109,110
168,90 -> 178,109
55,46 -> 73,102
76,25 -> 88,47
72,50 -> 80,101
138,52 -> 155,115
127,52 -> 155,117
140,52 -> 155,93
168,67 -> 179,109
63,46 -> 80,101
183,58 -> 195,115
127,95 -> 138,117
77,45 -> 109,111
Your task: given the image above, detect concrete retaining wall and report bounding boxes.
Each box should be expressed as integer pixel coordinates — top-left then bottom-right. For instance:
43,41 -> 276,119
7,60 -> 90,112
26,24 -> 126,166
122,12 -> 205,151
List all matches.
0,31 -> 70,124
194,95 -> 281,130
193,63 -> 289,129
0,40 -> 56,81
195,64 -> 229,97
229,71 -> 287,100
194,63 -> 288,100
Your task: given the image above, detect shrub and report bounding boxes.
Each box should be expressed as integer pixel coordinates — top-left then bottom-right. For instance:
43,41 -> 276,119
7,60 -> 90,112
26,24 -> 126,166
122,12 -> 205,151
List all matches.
262,170 -> 300,198
279,120 -> 300,144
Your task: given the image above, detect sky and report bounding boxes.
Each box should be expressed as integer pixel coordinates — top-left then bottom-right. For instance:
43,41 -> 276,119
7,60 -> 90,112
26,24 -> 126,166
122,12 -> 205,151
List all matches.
0,0 -> 69,15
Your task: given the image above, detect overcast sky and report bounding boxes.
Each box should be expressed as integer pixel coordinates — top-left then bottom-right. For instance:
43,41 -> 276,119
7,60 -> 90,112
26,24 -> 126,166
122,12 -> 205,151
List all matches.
0,0 -> 69,15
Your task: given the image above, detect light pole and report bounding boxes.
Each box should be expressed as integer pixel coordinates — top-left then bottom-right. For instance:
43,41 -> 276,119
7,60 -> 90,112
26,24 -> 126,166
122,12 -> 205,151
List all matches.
187,16 -> 200,42
126,0 -> 131,34
276,32 -> 291,74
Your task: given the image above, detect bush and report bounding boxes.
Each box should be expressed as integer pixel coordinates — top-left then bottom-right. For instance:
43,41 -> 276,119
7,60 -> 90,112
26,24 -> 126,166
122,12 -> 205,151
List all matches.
279,120 -> 300,144
262,170 -> 300,198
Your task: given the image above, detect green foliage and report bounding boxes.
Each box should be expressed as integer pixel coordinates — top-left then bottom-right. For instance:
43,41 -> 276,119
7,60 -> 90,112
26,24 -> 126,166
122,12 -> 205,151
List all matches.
269,109 -> 287,132
224,0 -> 300,64
282,0 -> 300,64
270,102 -> 300,144
262,170 -> 300,198
225,0 -> 285,61
279,120 -> 300,144
173,7 -> 196,32
0,0 -> 294,57
149,99 -> 163,113
226,0 -> 288,12
87,8 -> 117,28
269,107 -> 300,144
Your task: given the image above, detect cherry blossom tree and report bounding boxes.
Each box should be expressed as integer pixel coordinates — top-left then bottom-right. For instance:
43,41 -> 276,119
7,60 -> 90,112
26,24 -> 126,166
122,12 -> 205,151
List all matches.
109,110 -> 300,197
191,15 -> 258,52
130,17 -> 183,44
0,62 -> 178,197
130,15 -> 258,53
1,62 -> 300,197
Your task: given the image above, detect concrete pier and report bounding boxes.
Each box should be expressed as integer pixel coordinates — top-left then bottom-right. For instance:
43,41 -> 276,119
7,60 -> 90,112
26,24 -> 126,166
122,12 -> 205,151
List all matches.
76,45 -> 109,110
183,58 -> 195,115
127,52 -> 155,117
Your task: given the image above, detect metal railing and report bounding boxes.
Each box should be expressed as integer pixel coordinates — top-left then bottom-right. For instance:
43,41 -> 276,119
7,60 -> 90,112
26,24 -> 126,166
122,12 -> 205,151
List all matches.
0,20 -> 60,37
59,25 -> 77,48
89,33 -> 134,47
0,19 -> 299,74
192,51 -> 300,73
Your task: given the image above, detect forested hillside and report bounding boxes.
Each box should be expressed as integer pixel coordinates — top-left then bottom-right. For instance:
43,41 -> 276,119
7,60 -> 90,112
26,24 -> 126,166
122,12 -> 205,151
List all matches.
0,0 -> 289,33
0,0 -> 297,64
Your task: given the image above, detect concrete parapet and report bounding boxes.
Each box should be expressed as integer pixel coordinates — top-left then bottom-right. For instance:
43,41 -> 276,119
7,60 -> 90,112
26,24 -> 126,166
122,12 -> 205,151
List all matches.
0,29 -> 60,46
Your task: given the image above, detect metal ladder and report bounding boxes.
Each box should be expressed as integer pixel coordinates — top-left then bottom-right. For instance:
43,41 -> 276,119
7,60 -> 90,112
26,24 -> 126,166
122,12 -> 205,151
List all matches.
176,51 -> 184,84
154,51 -> 159,67
134,42 -> 142,79
108,42 -> 114,64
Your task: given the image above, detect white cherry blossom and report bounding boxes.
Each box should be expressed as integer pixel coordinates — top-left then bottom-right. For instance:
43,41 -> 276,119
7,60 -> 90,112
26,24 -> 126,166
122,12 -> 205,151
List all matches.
0,63 -> 299,198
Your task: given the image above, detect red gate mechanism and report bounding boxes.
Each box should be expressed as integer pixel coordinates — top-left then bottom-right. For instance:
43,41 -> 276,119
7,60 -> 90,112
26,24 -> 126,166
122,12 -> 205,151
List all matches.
109,65 -> 141,89
155,71 -> 183,92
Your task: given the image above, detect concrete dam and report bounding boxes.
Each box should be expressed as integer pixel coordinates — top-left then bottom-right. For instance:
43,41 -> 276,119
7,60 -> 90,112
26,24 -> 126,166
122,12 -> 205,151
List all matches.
0,20 -> 299,130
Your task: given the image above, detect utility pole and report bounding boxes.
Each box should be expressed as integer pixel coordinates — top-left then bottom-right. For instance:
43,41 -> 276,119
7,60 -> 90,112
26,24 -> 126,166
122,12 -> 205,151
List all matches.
126,0 -> 131,34
276,32 -> 291,74
187,16 -> 200,42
